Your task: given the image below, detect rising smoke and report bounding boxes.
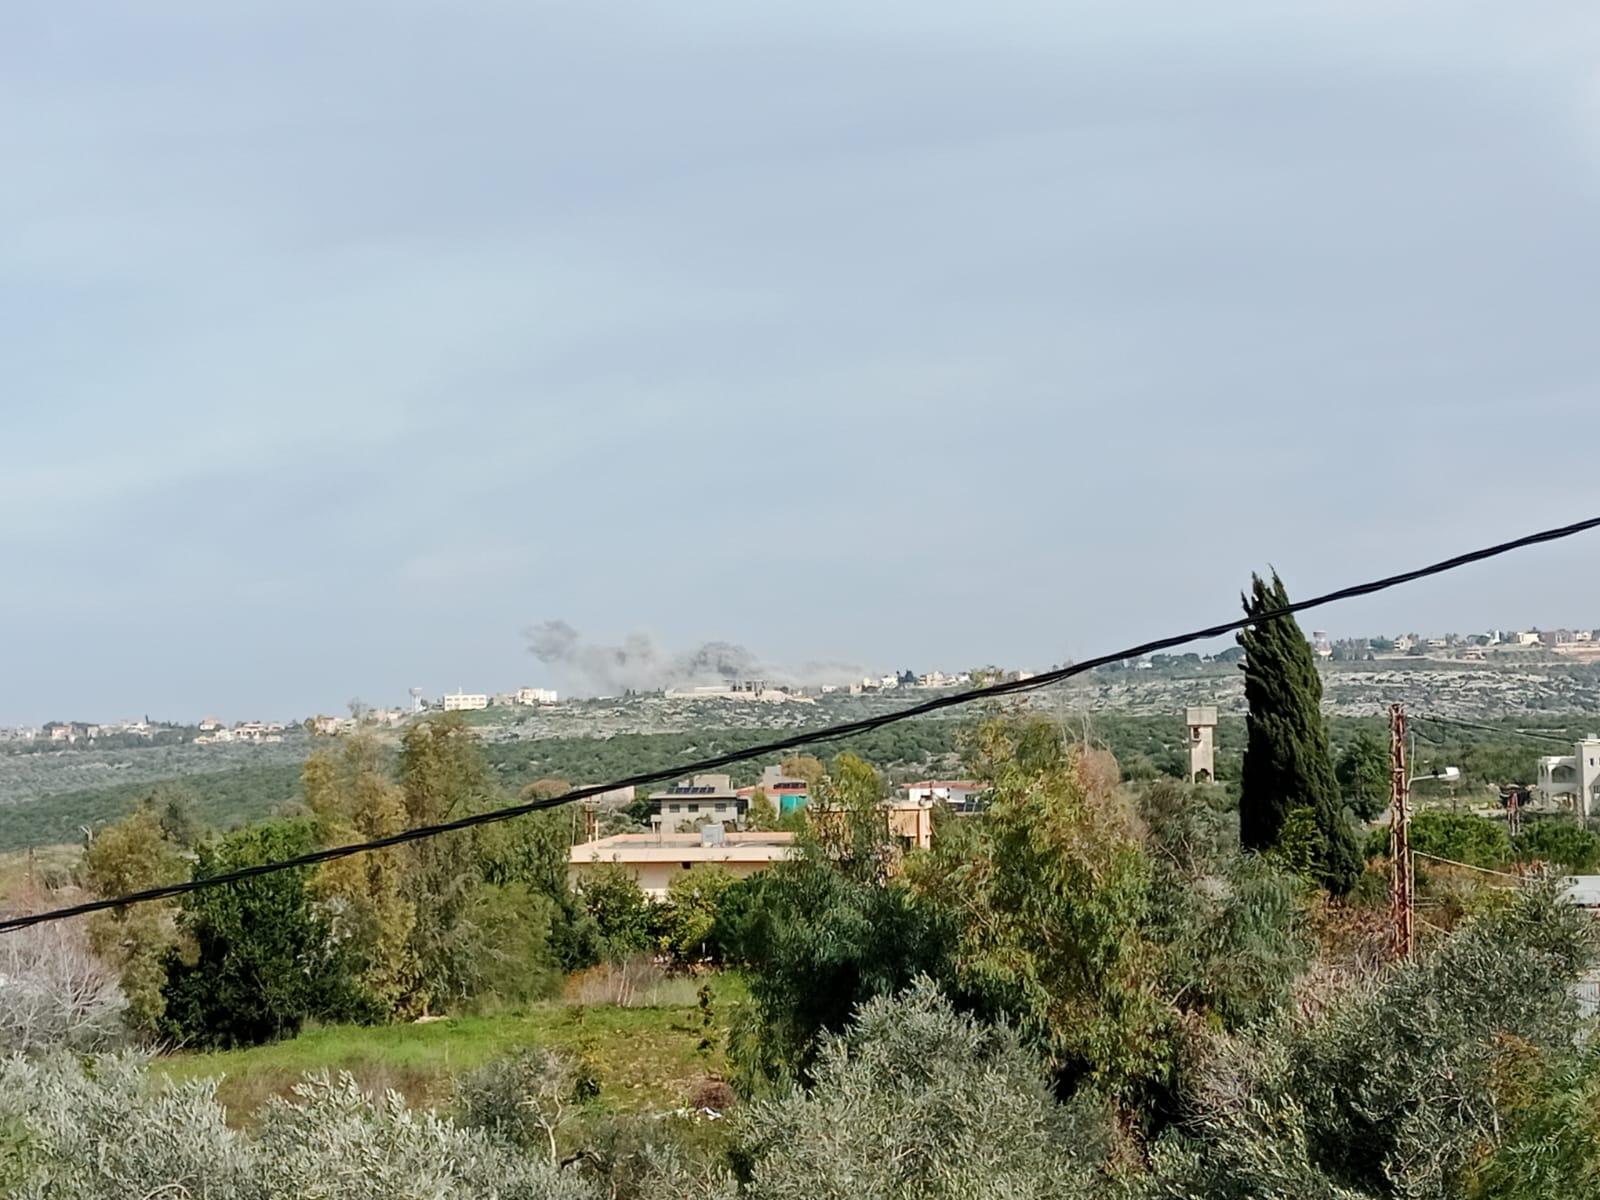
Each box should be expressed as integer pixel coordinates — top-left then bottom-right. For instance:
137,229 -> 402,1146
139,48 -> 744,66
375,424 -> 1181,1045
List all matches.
525,620 -> 862,696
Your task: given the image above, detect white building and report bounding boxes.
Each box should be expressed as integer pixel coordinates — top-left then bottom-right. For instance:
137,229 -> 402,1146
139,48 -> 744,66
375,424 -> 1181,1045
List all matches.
649,774 -> 746,831
906,780 -> 987,811
569,829 -> 796,899
442,692 -> 489,711
1537,735 -> 1600,819
515,687 -> 558,706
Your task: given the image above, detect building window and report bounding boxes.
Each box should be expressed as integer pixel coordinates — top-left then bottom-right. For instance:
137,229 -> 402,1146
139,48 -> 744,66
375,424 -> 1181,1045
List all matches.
688,804 -> 699,813
681,862 -> 692,870
715,802 -> 727,811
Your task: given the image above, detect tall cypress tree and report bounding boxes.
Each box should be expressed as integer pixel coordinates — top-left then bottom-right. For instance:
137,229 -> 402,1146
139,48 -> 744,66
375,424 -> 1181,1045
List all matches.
1237,572 -> 1360,894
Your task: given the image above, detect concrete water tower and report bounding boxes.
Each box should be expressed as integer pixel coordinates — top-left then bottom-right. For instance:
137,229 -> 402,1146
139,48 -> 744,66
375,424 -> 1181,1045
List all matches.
1186,706 -> 1218,783
409,687 -> 424,713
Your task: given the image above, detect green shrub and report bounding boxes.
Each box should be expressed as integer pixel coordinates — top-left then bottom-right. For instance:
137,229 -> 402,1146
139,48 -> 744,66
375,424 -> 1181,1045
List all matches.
1408,811 -> 1511,871
0,1053 -> 599,1199
456,1047 -> 597,1161
1515,818 -> 1600,872
577,866 -> 659,960
160,820 -> 376,1048
736,980 -> 1105,1199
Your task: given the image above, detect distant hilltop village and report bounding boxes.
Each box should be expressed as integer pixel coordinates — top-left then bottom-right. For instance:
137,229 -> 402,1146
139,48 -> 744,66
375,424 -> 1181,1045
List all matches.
4,626 -> 1599,742
1301,627 -> 1600,663
426,671 -> 1017,710
427,672 -> 998,710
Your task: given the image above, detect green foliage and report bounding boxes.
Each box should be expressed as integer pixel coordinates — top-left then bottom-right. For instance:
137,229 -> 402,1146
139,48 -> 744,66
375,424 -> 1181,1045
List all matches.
1139,780 -> 1308,1033
1238,572 -> 1360,894
744,789 -> 778,831
0,1051 -> 600,1199
1369,809 -> 1516,876
304,741 -> 418,1016
460,881 -> 563,1008
1407,811 -> 1511,871
395,716 -> 506,1015
704,875 -> 766,965
1469,1040 -> 1600,1200
81,805 -> 188,1036
1514,816 -> 1600,871
918,718 -> 1176,1110
1271,806 -> 1322,882
728,855 -> 951,1094
0,763 -> 305,852
778,755 -> 825,789
579,865 -> 659,960
1335,732 -> 1390,822
482,724 -> 969,798
807,754 -> 891,883
456,1046 -> 597,1161
1156,878 -> 1596,1199
256,1071 -> 597,1199
662,867 -> 738,965
0,1114 -> 33,1196
80,804 -> 186,898
727,750 -> 958,1090
736,980 -> 1105,1200
0,1053 -> 255,1198
166,991 -> 744,1120
160,820 -> 375,1048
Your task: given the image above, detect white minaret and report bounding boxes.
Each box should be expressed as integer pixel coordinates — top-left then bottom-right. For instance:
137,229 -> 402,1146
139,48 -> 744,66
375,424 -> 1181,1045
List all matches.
1186,706 -> 1218,783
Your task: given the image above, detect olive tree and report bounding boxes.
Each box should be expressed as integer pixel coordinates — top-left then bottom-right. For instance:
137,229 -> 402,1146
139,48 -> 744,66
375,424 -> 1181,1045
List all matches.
0,921 -> 126,1056
737,980 -> 1107,1200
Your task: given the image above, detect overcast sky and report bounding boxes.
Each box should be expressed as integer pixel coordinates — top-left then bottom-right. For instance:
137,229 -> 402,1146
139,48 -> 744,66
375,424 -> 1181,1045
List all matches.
2,1 -> 1598,722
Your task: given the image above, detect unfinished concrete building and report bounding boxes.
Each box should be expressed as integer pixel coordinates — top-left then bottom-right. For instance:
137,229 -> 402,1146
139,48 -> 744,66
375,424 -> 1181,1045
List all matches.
1187,705 -> 1218,783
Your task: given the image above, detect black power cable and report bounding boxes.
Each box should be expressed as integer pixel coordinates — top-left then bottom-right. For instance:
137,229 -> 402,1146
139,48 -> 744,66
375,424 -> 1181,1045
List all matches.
1411,713 -> 1578,748
3,514 -> 1597,935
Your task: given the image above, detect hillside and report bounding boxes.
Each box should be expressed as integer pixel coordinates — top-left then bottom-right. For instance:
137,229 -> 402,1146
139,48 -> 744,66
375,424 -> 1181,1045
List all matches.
4,652 -> 1598,853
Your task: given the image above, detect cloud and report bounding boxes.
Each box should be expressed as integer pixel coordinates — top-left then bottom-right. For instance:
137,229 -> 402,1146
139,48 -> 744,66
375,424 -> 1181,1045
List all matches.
2,0 -> 1599,724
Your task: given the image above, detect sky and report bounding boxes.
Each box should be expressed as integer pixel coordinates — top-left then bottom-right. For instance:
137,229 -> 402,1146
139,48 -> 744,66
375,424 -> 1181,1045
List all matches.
2,1 -> 1598,723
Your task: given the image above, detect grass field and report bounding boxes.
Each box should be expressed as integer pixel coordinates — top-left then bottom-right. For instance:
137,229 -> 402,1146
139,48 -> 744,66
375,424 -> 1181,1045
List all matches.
160,973 -> 746,1125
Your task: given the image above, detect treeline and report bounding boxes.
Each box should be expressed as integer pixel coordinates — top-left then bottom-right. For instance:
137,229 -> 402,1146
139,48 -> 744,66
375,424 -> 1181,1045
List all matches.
4,709 -> 1597,1198
0,764 -> 305,853
12,708 -> 1585,854
480,719 -> 972,788
79,717 -> 640,1044
1106,711 -> 1594,790
7,574 -> 1600,1196
1,720 -> 973,853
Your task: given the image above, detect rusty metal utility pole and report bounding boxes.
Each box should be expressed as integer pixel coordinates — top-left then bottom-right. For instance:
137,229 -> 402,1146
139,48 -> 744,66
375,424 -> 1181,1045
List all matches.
1389,703 -> 1414,959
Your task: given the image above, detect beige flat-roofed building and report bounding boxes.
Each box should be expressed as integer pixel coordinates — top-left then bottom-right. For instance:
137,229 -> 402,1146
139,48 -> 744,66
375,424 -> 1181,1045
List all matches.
568,830 -> 796,898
